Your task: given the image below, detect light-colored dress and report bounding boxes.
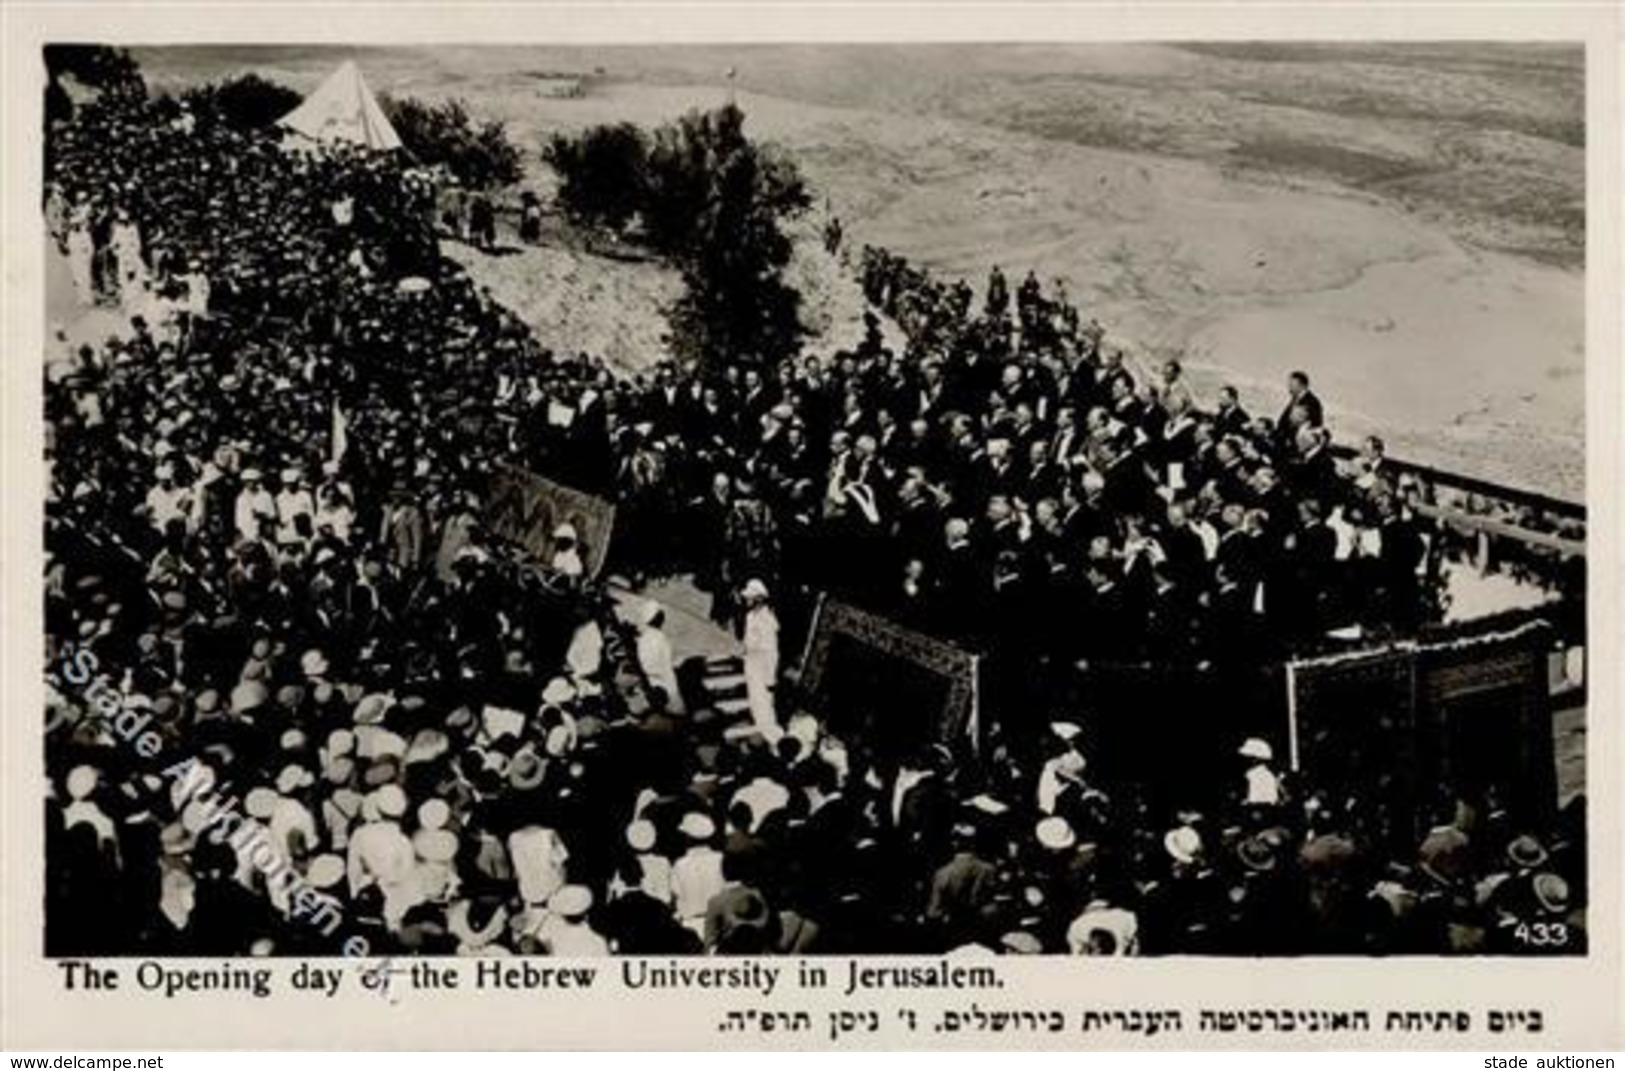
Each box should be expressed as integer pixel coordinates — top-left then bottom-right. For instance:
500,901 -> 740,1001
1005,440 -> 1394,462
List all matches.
742,605 -> 780,735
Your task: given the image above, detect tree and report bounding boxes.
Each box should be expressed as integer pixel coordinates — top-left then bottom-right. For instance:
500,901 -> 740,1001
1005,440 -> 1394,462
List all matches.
44,45 -> 144,93
544,103 -> 811,370
44,45 -> 145,122
541,122 -> 647,232
379,94 -> 522,189
181,73 -> 302,131
657,106 -> 810,369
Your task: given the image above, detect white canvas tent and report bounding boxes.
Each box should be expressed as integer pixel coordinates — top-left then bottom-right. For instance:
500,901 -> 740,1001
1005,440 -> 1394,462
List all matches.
278,60 -> 403,152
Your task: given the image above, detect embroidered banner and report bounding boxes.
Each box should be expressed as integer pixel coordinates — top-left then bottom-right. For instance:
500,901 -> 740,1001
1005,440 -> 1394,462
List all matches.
485,463 -> 616,579
799,596 -> 981,759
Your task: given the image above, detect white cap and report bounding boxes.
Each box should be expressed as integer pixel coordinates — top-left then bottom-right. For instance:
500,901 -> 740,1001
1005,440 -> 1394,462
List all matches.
550,884 -> 593,919
373,784 -> 407,819
66,765 -> 99,800
1036,815 -> 1076,851
307,854 -> 345,890
418,798 -> 450,831
326,728 -> 356,758
245,786 -> 279,819
414,828 -> 458,863
540,677 -> 576,706
544,724 -> 575,758
679,812 -> 716,840
742,578 -> 769,601
181,800 -> 212,833
1163,825 -> 1202,865
626,819 -> 658,852
276,765 -> 312,795
1238,738 -> 1273,762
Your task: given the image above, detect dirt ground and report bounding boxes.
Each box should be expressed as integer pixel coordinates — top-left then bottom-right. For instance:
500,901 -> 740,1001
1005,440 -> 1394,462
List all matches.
134,44 -> 1585,499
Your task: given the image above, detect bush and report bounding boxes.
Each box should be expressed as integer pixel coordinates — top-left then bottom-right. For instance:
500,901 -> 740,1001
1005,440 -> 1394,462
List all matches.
380,94 -> 522,189
181,73 -> 302,131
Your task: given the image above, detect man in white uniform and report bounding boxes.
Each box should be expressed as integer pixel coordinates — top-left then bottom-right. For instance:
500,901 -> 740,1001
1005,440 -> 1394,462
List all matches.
740,579 -> 780,738
633,600 -> 684,714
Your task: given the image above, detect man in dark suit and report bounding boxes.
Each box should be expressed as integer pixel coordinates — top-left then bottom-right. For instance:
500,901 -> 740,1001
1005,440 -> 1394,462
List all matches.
1023,438 -> 1064,503
1275,370 -> 1325,450
1160,499 -> 1210,593
1288,424 -> 1341,511
1215,384 -> 1251,438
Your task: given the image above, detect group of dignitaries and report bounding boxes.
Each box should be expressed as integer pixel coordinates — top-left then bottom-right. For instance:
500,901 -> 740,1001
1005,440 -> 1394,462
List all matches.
42,62 -> 1583,961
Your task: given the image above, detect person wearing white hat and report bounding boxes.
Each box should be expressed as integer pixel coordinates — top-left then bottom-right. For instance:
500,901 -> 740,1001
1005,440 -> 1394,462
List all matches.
1037,745 -> 1087,816
633,600 -> 684,714
62,765 -> 119,858
411,822 -> 461,904
109,206 -> 147,304
1067,898 -> 1141,956
536,885 -> 609,956
145,461 -> 193,534
731,772 -> 791,834
322,788 -> 364,853
612,818 -> 673,905
508,824 -> 570,907
346,785 -> 416,925
234,469 -> 276,543
286,853 -> 347,929
670,813 -> 725,936
181,257 -> 211,317
268,772 -> 319,861
740,579 -> 781,738
275,467 -> 314,548
1238,738 -> 1282,807
323,728 -> 356,766
313,481 -> 356,542
64,193 -> 97,306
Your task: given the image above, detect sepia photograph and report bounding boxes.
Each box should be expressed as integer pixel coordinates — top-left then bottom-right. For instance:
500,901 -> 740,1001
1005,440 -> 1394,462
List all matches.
36,34 -> 1593,974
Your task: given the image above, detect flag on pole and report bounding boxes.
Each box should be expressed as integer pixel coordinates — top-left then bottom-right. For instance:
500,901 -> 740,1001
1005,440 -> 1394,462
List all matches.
331,398 -> 349,461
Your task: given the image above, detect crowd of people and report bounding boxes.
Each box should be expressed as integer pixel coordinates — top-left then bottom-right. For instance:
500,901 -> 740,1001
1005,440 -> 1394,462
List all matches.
43,64 -> 1585,959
